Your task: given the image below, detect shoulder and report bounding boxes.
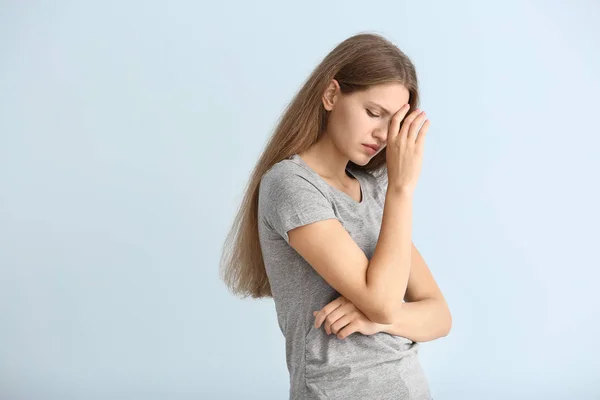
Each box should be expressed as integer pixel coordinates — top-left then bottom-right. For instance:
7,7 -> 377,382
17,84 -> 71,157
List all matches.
258,158 -> 338,241
261,158 -> 305,183
259,158 -> 328,196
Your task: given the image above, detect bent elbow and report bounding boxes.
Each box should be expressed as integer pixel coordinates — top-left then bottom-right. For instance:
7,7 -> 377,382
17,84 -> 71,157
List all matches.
444,309 -> 453,336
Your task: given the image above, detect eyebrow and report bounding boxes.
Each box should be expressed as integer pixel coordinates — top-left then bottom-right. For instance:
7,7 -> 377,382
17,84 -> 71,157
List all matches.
366,101 -> 392,116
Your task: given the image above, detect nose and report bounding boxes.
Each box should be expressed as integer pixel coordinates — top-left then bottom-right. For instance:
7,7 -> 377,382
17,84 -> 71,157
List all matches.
373,125 -> 388,144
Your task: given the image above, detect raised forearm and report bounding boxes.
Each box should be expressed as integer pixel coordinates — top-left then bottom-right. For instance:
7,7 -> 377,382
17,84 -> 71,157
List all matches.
366,189 -> 413,323
376,298 -> 452,343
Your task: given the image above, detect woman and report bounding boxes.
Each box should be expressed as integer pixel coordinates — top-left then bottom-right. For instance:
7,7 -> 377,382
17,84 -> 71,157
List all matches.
220,33 -> 451,399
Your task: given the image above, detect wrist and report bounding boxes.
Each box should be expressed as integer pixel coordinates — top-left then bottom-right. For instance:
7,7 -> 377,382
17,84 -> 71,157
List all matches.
386,185 -> 414,199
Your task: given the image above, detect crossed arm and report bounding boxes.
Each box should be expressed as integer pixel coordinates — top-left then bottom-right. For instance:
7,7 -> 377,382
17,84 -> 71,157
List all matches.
379,243 -> 452,342
314,243 -> 452,343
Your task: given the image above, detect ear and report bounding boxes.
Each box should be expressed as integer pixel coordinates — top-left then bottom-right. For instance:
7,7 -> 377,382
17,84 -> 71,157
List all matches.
322,79 -> 340,111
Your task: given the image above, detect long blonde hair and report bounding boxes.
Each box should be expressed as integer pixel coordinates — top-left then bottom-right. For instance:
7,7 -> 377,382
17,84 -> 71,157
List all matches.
219,32 -> 420,299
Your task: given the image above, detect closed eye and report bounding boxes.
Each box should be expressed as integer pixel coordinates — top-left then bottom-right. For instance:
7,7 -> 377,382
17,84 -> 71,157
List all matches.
366,109 -> 380,118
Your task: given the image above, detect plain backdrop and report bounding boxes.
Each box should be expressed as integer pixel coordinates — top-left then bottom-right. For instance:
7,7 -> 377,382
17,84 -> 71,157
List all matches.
1,1 -> 599,399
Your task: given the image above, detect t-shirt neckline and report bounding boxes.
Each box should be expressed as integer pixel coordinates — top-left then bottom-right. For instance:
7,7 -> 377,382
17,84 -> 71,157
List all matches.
290,154 -> 366,206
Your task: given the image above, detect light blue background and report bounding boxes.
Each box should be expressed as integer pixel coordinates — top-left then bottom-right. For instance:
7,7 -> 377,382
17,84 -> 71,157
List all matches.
1,1 -> 599,399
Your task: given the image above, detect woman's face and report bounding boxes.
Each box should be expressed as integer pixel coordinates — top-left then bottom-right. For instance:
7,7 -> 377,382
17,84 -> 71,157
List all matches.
322,80 -> 410,165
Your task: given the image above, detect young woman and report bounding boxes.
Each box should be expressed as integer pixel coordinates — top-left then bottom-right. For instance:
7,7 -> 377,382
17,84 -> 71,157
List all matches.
220,33 -> 451,400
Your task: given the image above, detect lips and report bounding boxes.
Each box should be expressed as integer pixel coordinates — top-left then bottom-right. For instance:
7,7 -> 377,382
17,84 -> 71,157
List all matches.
363,143 -> 380,152
362,144 -> 378,155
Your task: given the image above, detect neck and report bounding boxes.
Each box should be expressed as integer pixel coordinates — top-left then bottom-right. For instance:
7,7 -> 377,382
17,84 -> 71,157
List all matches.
298,133 -> 352,185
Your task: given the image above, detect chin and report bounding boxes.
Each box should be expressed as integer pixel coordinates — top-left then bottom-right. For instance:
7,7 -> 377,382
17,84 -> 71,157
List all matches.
349,153 -> 372,167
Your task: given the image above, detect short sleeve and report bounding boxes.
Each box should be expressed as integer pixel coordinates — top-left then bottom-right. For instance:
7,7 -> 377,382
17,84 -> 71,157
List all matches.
258,167 -> 338,244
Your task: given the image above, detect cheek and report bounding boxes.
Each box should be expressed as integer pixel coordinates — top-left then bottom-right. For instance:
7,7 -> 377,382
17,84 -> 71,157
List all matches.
328,107 -> 356,136
328,108 -> 378,144
337,116 -> 368,142
352,116 -> 381,139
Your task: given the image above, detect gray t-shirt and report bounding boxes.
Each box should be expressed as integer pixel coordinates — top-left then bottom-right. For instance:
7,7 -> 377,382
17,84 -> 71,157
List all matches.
257,154 -> 432,400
